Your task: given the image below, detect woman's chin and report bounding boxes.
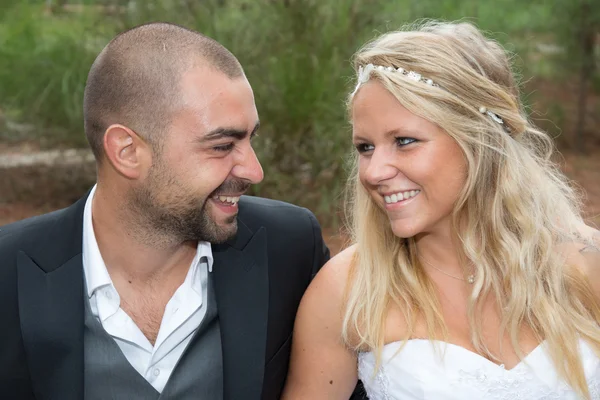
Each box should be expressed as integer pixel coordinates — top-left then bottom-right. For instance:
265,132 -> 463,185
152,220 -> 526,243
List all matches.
390,223 -> 421,239
392,225 -> 419,239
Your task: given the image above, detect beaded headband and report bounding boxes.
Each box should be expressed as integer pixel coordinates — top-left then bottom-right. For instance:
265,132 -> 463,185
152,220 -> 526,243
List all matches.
352,63 -> 510,133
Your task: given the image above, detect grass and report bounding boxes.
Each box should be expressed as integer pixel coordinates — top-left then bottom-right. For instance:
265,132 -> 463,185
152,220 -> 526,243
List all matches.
0,3 -> 108,146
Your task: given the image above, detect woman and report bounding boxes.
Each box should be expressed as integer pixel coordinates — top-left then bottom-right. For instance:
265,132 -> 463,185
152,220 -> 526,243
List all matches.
282,21 -> 600,399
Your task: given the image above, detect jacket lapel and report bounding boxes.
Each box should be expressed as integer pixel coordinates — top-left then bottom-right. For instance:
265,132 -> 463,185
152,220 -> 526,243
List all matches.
18,252 -> 84,400
17,196 -> 87,400
213,220 -> 269,400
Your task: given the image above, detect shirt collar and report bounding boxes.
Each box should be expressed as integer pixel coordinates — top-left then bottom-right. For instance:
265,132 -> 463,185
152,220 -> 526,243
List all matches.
82,185 -> 113,298
197,241 -> 214,273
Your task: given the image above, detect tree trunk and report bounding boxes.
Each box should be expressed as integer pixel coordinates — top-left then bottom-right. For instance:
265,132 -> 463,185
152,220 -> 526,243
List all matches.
574,0 -> 594,153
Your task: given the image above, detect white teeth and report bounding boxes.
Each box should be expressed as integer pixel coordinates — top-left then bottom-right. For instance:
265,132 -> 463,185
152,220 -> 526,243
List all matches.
216,195 -> 241,205
384,190 -> 420,204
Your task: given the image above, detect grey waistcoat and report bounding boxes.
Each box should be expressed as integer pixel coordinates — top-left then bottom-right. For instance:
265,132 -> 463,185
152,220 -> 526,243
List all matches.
83,269 -> 223,400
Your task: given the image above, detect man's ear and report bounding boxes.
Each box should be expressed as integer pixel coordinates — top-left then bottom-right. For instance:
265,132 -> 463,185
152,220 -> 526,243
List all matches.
103,124 -> 151,179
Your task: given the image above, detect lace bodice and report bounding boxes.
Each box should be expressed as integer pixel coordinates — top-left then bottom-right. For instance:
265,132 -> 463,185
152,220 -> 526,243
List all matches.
358,339 -> 600,399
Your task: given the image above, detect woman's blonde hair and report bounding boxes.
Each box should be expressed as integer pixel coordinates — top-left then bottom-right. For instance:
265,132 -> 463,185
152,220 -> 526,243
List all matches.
343,20 -> 600,398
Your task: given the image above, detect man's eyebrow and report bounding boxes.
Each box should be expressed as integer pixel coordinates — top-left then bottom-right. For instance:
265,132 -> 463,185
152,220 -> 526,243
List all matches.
201,121 -> 260,142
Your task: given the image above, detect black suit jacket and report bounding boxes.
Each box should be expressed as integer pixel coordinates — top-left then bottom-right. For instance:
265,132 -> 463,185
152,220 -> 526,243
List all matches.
0,193 -> 367,400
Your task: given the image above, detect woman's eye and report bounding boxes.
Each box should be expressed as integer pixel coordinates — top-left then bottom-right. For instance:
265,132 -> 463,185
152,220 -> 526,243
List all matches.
396,137 -> 417,146
355,143 -> 375,153
214,143 -> 234,152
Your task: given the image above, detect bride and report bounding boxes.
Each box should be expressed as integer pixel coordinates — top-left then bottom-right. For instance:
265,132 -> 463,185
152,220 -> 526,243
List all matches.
282,21 -> 600,399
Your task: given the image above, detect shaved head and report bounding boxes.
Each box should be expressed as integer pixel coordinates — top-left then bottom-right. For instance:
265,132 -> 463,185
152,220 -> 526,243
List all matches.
83,22 -> 244,161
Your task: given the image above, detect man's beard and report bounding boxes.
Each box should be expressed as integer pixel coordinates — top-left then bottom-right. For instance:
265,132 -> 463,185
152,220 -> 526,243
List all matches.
128,163 -> 250,244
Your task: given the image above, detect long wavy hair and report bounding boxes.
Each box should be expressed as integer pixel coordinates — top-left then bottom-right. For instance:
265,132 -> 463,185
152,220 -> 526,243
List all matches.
342,20 -> 600,398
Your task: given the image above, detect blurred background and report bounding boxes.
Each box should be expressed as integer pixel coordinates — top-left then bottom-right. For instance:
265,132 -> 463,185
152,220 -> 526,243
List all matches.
1,0 -> 599,252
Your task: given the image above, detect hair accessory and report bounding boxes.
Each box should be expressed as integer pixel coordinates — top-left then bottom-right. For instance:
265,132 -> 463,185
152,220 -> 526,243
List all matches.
352,63 -> 439,96
353,63 -> 510,132
478,106 -> 509,131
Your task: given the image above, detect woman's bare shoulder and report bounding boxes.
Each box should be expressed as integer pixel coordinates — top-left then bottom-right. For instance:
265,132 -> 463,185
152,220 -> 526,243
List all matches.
309,244 -> 357,301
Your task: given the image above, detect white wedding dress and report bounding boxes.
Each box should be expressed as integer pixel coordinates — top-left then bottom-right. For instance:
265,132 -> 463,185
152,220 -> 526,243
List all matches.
358,339 -> 600,399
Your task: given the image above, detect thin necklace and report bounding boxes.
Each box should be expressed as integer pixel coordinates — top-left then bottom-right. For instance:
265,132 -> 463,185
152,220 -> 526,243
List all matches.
419,256 -> 475,284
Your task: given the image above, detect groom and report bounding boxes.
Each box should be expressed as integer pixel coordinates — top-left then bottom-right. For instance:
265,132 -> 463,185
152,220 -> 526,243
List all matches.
0,22 -> 368,400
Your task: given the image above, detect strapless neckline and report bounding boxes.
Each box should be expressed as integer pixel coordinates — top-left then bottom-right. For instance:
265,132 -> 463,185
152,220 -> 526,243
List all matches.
379,339 -> 545,371
358,338 -> 600,399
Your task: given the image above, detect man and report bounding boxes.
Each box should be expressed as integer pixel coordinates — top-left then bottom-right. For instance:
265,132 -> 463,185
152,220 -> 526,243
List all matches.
0,22 -> 338,400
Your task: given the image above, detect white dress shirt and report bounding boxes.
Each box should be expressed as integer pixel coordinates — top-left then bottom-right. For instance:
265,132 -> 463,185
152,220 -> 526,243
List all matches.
82,185 -> 214,393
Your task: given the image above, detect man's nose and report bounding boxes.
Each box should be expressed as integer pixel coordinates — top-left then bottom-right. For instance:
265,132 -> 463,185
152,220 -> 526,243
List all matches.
232,144 -> 264,184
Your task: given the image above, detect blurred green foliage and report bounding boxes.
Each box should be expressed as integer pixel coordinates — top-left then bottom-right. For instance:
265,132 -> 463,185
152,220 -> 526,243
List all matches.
0,0 -> 598,224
